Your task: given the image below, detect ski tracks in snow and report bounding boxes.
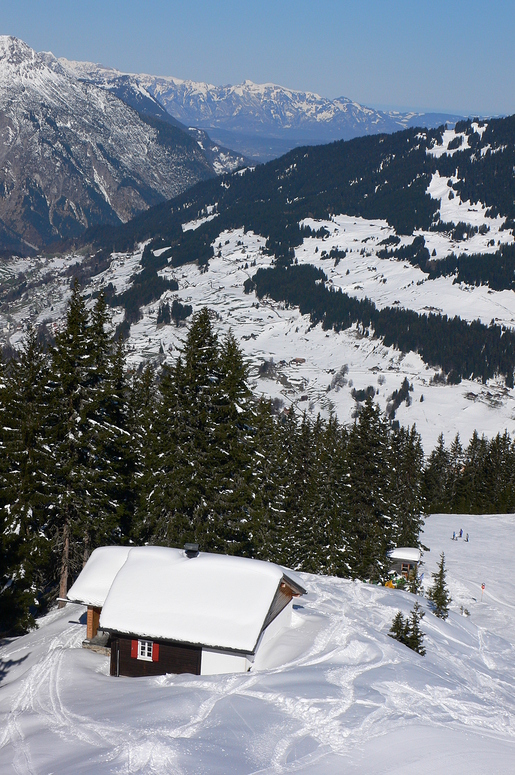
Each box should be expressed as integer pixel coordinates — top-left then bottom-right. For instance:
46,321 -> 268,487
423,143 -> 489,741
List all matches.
0,621 -> 130,774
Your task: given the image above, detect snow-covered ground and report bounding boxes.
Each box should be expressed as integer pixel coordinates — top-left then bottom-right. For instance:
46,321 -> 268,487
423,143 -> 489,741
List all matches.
2,157 -> 515,451
1,514 -> 514,774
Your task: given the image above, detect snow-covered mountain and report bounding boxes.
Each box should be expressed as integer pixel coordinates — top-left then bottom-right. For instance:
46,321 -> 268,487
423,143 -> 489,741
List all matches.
1,513 -> 514,773
0,37 -> 244,253
58,58 -> 247,176
62,58 -> 464,161
2,116 -> 515,451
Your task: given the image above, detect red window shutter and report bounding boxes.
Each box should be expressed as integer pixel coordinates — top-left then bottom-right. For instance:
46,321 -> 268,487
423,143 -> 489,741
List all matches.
152,642 -> 160,662
131,639 -> 138,658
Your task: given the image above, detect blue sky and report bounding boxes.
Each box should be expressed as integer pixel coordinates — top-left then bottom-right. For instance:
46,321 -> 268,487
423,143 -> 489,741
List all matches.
3,0 -> 515,116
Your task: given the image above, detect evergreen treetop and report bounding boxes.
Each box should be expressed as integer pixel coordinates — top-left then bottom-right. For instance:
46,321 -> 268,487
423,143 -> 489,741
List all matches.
427,551 -> 451,619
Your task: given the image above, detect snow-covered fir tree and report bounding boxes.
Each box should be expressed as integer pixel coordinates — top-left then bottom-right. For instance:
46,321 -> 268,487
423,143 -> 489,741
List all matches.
427,551 -> 451,619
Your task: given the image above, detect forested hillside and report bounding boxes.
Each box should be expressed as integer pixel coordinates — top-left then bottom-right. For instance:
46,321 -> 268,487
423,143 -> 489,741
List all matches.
0,288 -> 423,633
2,289 -> 515,636
80,116 -> 515,257
245,264 -> 515,385
58,115 -> 515,388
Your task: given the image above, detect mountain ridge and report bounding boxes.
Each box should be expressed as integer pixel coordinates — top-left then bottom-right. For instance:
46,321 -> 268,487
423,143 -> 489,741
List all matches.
60,58 -> 466,161
2,117 -> 515,449
0,36 -> 245,253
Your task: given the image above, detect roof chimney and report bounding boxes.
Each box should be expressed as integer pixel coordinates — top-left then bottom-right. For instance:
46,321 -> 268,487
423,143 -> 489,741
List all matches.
184,542 -> 199,558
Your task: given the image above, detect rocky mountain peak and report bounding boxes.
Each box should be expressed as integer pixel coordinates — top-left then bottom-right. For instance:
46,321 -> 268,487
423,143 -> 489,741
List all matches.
0,37 -> 220,253
0,35 -> 34,65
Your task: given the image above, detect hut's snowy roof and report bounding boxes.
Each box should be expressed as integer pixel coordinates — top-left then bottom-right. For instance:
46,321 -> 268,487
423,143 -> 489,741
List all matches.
66,546 -> 133,608
388,547 -> 421,563
69,545 -> 305,653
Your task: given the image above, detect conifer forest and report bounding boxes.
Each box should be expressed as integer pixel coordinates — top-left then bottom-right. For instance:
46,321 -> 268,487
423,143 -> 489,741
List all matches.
2,284 -> 515,636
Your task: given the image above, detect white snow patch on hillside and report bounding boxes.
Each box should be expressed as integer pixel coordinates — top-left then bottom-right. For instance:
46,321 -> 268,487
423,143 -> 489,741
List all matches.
1,514 -> 514,773
297,215 -> 514,324
2,191 -> 515,451
100,225 -> 515,451
427,128 -> 470,158
427,171 -> 512,239
182,212 -> 219,231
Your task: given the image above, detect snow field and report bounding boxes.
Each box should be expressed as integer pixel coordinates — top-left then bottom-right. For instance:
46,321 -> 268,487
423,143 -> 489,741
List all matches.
2,171 -> 515,451
121,226 -> 515,450
1,514 -> 515,773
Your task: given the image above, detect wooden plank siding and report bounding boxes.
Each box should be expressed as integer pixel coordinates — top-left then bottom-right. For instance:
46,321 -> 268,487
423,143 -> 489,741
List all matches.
262,586 -> 292,632
86,606 -> 101,640
110,635 -> 202,677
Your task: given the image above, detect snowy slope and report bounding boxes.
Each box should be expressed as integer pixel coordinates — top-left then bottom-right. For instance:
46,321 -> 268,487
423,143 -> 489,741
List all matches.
2,149 -> 515,450
1,514 -> 514,774
2,123 -> 515,450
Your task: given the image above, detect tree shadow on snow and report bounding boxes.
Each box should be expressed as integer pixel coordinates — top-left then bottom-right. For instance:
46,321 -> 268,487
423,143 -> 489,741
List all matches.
0,652 -> 30,684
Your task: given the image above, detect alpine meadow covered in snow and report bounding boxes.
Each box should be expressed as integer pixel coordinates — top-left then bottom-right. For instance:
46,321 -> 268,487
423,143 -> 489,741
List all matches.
2,6 -> 515,772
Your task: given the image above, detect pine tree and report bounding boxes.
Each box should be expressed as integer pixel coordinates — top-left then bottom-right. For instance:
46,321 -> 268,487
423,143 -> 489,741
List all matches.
446,434 -> 464,509
48,280 -> 93,600
388,603 -> 425,655
84,328 -> 135,554
422,433 -> 449,512
0,329 -> 54,632
427,551 -> 451,619
406,602 -> 426,655
389,610 -> 409,643
208,330 -> 254,554
389,424 -> 424,547
308,414 -> 350,577
129,363 -> 159,541
248,399 -> 289,563
346,399 -> 392,581
458,430 -> 489,513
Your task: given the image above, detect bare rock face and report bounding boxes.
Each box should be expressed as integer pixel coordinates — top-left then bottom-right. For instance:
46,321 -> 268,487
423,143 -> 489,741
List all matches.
0,36 -> 216,253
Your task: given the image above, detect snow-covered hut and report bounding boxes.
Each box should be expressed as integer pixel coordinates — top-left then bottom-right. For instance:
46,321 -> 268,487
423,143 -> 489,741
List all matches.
67,545 -> 305,677
387,547 -> 421,578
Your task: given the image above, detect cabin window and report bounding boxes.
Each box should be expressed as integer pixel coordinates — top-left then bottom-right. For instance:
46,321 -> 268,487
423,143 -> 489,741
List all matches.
138,640 -> 153,661
131,638 -> 160,661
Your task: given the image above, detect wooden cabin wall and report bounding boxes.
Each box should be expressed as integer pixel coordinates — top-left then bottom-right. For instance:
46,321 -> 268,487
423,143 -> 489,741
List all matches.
110,636 -> 202,677
87,606 -> 101,640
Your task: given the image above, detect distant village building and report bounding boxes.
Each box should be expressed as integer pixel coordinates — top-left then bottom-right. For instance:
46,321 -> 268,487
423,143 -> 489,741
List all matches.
67,545 -> 306,678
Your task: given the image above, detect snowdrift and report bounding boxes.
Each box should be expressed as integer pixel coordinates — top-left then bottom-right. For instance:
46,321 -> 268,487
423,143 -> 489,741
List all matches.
1,513 -> 514,774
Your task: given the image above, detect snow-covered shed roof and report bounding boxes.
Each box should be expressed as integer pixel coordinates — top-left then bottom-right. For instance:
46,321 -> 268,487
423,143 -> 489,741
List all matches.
67,546 -> 134,608
96,546 -> 305,653
387,547 -> 421,563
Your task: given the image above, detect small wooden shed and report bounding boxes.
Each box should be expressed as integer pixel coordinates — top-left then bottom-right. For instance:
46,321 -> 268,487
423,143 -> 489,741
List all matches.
387,547 -> 421,578
67,545 -> 305,677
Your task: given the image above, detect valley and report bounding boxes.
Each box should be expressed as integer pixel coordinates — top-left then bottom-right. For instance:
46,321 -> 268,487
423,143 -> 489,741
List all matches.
2,121 -> 515,451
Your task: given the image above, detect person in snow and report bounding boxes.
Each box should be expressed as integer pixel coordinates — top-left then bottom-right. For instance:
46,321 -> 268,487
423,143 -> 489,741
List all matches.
459,528 -> 463,538
453,531 -> 456,540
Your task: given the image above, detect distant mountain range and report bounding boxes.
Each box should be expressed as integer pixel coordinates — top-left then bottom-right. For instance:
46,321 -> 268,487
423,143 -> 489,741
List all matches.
0,36 -> 244,254
0,35 -> 473,254
62,59 -> 466,161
